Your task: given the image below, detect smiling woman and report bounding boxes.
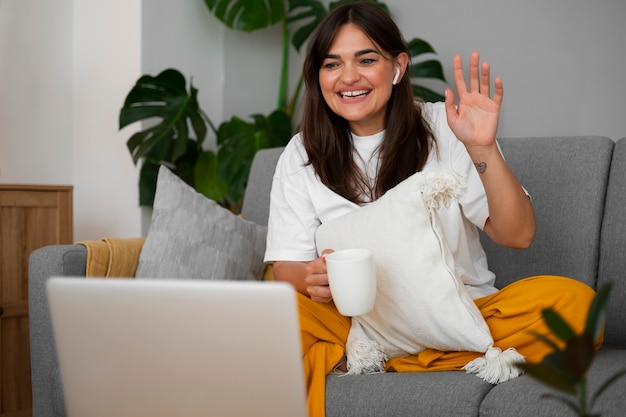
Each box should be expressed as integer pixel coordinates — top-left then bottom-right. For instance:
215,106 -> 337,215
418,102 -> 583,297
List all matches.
300,3 -> 432,205
262,2 -> 602,417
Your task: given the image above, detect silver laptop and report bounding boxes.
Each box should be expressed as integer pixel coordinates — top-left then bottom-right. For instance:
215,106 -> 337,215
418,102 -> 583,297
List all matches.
47,277 -> 307,417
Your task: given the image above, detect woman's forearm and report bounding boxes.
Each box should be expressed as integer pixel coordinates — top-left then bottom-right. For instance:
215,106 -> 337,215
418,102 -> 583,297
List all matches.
466,143 -> 536,249
273,261 -> 310,294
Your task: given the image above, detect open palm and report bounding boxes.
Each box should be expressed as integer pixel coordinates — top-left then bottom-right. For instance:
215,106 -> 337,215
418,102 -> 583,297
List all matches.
445,52 -> 503,148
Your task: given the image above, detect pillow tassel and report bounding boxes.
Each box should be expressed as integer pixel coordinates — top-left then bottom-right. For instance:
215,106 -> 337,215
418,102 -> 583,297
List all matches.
463,346 -> 525,384
419,171 -> 467,211
345,339 -> 388,375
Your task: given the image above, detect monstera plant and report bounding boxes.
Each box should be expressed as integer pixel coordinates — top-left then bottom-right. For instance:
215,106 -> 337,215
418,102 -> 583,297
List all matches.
120,0 -> 447,210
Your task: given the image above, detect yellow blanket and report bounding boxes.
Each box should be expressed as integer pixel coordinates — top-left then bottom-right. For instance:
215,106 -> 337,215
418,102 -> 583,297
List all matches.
77,237 -> 274,280
301,275 -> 603,417
77,237 -> 145,278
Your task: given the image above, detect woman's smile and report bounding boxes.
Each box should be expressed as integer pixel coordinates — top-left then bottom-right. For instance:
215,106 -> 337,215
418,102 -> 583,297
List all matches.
338,89 -> 371,100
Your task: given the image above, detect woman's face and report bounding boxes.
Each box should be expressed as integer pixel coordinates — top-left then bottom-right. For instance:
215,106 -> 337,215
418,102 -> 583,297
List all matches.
319,24 -> 404,136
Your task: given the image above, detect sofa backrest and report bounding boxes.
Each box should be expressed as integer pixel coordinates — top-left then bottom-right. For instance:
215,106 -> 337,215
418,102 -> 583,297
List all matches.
597,137 -> 626,349
244,138 -> 617,293
241,147 -> 285,226
480,136 -> 614,290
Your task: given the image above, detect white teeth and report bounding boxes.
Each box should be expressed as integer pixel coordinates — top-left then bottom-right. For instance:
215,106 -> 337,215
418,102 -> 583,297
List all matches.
340,90 -> 369,98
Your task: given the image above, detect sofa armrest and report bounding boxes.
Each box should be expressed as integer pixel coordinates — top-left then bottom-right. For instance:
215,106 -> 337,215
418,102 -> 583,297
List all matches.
29,244 -> 88,417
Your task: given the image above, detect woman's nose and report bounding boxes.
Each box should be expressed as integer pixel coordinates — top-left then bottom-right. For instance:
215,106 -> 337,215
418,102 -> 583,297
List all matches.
340,64 -> 360,84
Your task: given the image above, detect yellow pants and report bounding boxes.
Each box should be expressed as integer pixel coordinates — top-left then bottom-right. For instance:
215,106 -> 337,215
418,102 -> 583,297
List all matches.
298,275 -> 603,417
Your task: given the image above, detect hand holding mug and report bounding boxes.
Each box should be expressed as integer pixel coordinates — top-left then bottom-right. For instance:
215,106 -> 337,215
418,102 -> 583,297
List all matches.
304,249 -> 334,303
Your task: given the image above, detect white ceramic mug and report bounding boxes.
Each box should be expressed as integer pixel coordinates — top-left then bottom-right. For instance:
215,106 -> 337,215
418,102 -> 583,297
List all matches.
325,248 -> 376,316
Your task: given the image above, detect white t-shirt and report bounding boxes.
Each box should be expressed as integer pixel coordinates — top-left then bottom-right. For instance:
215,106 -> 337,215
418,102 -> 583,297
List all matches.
264,102 -> 501,299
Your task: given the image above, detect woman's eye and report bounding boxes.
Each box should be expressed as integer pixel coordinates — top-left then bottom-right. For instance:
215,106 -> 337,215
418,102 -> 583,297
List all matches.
360,58 -> 376,65
323,62 -> 339,69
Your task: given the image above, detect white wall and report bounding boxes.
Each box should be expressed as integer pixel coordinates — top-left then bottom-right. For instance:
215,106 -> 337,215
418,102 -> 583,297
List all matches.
0,0 -> 73,184
1,0 -> 625,240
221,0 -> 626,140
72,1 -> 142,240
393,0 -> 626,140
0,0 -> 142,241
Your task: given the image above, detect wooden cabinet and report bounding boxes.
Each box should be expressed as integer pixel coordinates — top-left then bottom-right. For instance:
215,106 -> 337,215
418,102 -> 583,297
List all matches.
0,185 -> 73,417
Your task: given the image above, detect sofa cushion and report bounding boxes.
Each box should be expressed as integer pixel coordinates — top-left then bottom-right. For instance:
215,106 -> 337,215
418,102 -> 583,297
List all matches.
480,136 -> 614,289
326,371 -> 493,417
478,349 -> 626,417
135,166 -> 267,281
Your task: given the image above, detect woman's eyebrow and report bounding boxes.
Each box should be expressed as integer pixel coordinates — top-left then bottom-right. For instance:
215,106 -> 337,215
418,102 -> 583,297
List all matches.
354,48 -> 380,57
323,49 -> 381,60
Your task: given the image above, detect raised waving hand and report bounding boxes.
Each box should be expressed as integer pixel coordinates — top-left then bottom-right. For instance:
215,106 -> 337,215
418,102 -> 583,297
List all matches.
444,51 -> 503,148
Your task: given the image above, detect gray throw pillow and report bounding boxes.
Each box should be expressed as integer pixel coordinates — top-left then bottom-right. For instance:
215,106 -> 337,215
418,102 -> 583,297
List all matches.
135,166 -> 267,281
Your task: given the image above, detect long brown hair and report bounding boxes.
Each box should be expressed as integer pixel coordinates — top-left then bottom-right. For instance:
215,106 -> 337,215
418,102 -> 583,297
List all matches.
301,1 -> 436,204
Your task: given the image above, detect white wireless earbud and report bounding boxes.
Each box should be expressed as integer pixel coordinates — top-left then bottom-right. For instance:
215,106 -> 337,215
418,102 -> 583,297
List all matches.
392,67 -> 401,85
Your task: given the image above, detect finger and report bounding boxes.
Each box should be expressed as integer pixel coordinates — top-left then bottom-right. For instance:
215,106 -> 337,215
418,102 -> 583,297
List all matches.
305,258 -> 329,283
309,285 -> 332,303
444,87 -> 457,121
304,273 -> 328,290
452,54 -> 467,96
469,51 -> 480,92
480,61 -> 491,96
493,76 -> 504,107
305,259 -> 324,278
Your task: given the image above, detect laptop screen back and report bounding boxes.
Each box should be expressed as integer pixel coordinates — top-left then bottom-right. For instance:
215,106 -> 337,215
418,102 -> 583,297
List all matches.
47,278 -> 307,417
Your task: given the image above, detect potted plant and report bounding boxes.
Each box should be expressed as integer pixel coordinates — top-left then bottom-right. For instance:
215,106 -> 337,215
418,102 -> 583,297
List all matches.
518,283 -> 626,417
119,0 -> 447,211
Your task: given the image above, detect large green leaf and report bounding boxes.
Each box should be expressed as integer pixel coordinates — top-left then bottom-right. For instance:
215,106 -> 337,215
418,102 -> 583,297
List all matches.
411,59 -> 446,81
518,361 -> 577,395
406,37 -> 447,102
137,139 -> 200,207
407,37 -> 436,57
215,109 -> 293,208
194,150 -> 229,204
138,160 -> 160,208
412,85 -> 445,103
542,308 -> 576,343
120,69 -> 207,166
126,126 -> 170,164
204,0 -> 286,32
287,0 -> 327,51
563,332 -> 595,379
216,116 -> 258,206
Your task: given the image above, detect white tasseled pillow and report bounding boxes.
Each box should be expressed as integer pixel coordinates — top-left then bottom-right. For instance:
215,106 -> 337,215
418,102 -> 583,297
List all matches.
315,171 -> 523,384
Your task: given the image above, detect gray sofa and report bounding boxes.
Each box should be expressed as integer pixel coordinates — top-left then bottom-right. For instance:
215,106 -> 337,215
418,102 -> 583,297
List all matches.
29,136 -> 626,417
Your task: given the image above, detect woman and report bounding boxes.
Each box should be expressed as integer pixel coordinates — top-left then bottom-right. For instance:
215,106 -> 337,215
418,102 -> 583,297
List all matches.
264,2 -> 600,416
